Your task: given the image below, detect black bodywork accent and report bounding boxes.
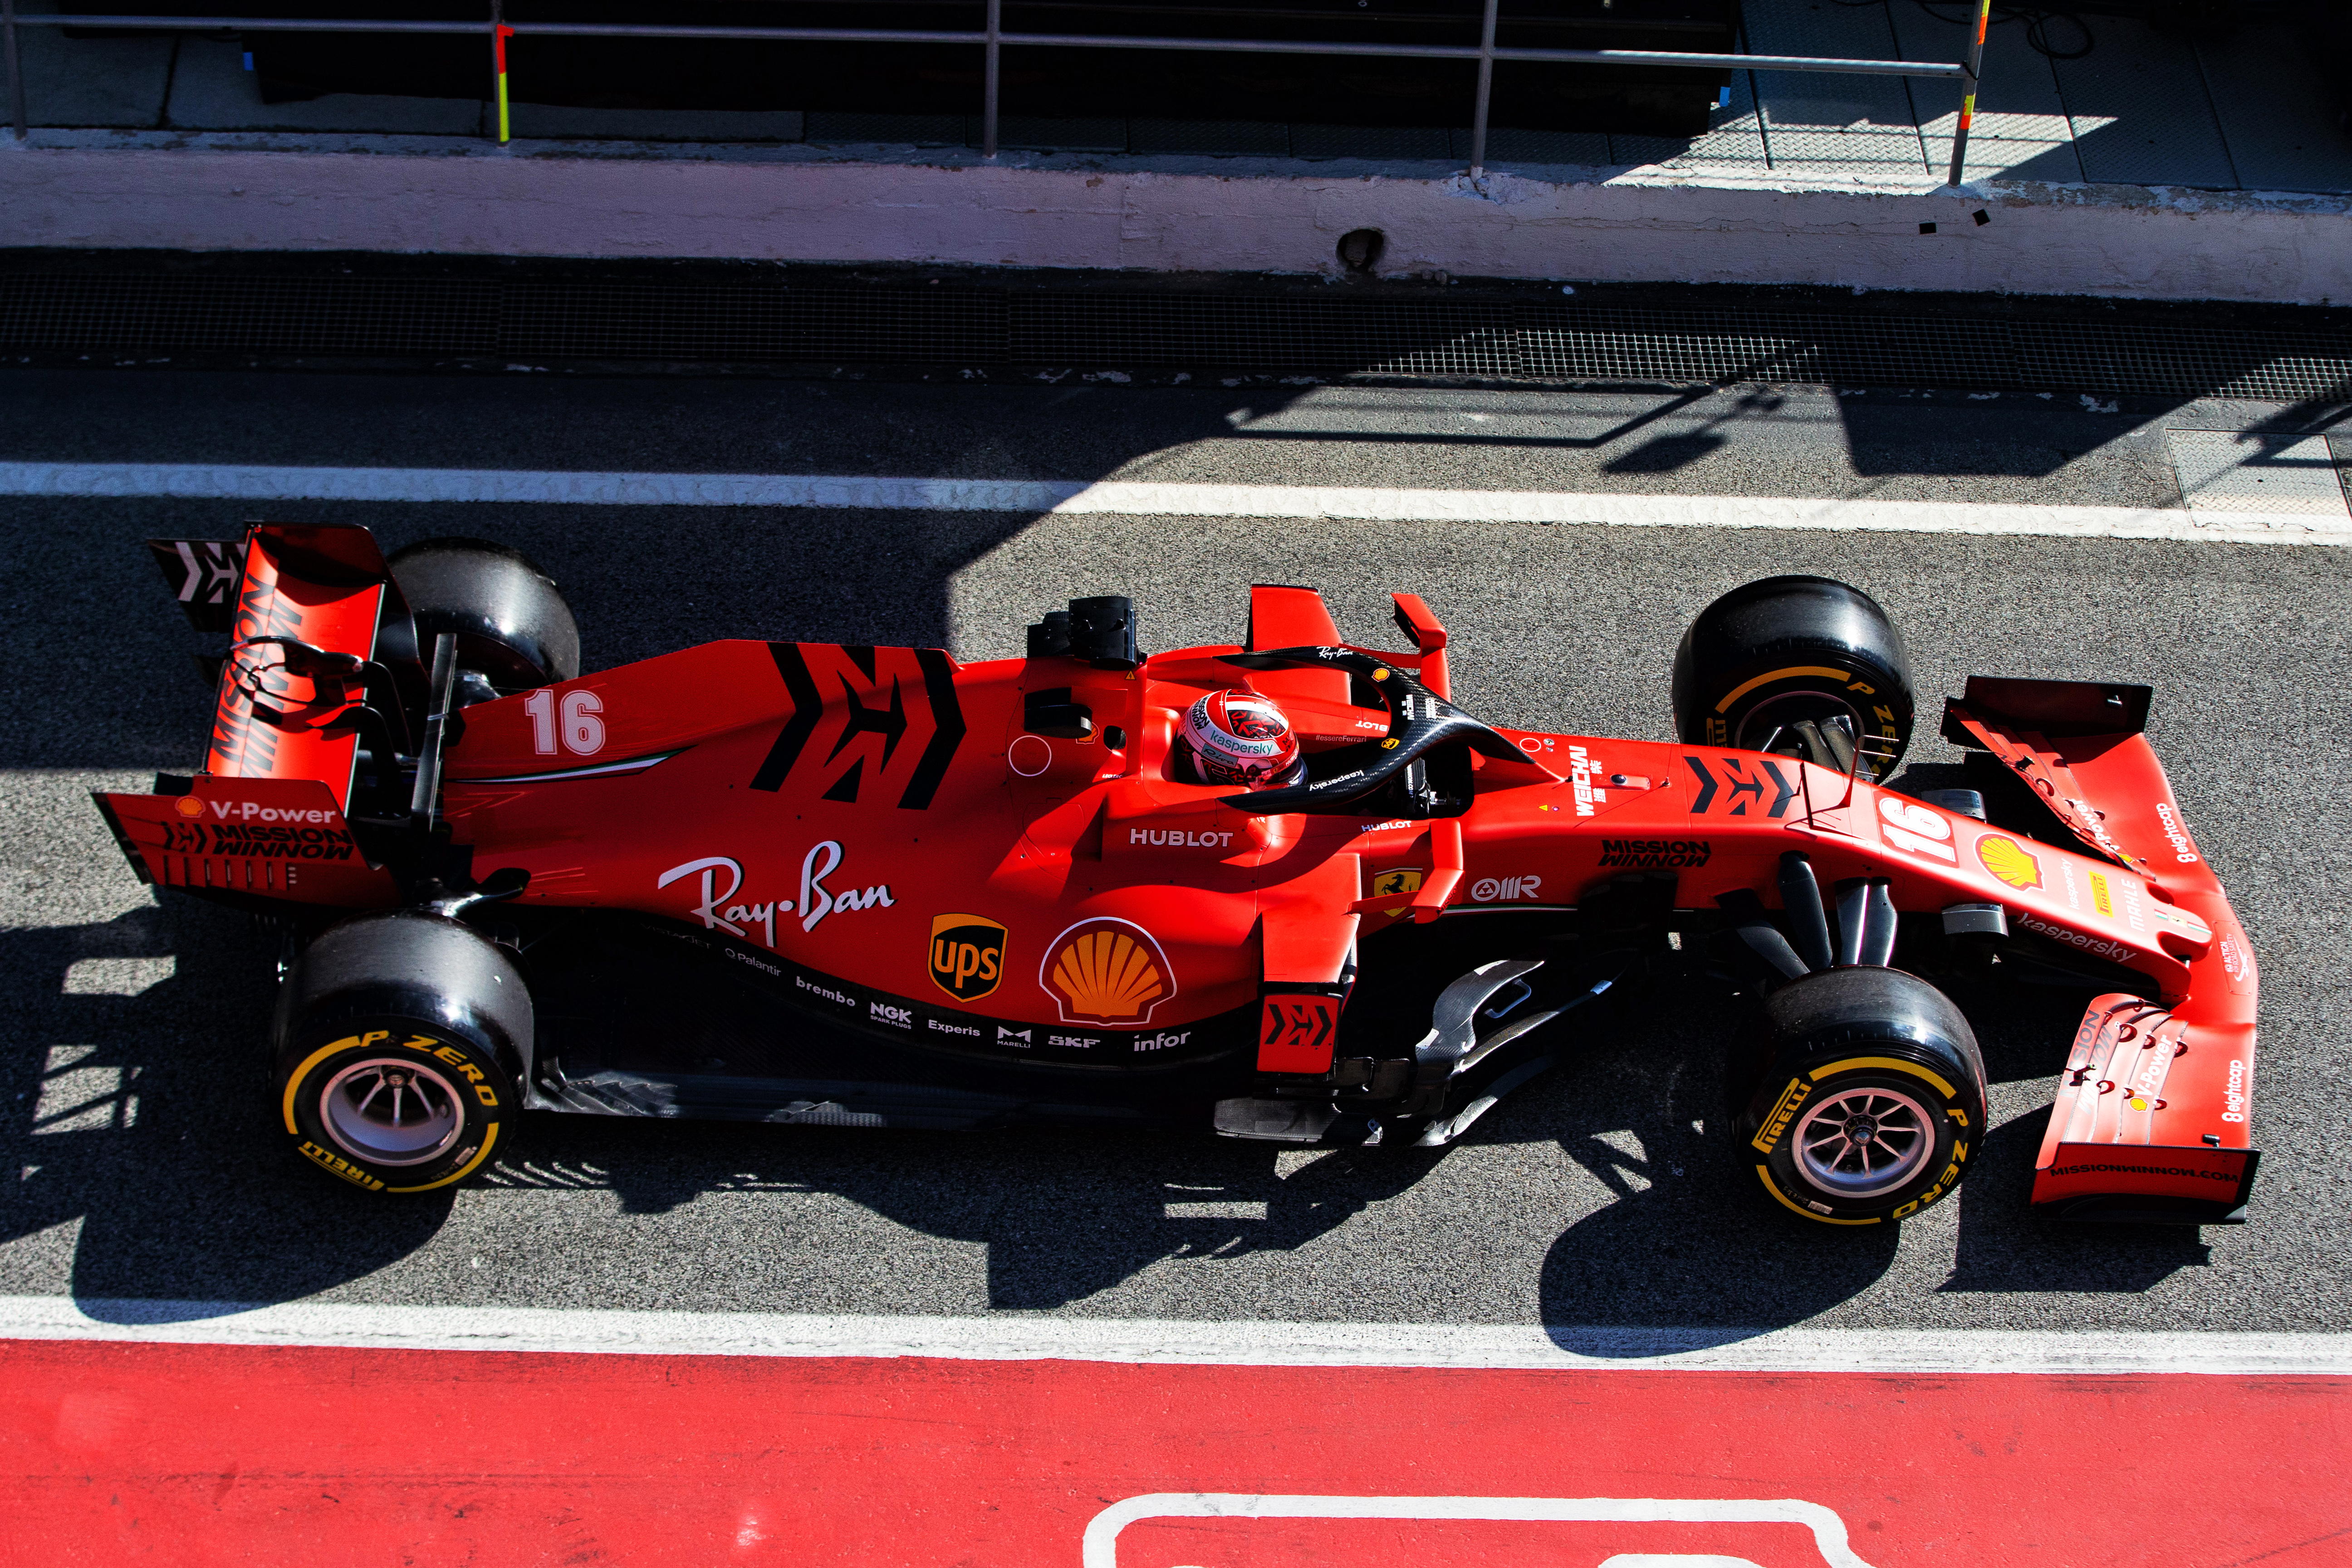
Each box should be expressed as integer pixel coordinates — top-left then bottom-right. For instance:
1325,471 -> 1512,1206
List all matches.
513,909 -> 1259,1129
752,642 -> 825,792
145,538 -> 244,632
1942,676 -> 2153,745
753,642 -> 966,808
903,647 -> 965,808
1217,645 -> 1523,818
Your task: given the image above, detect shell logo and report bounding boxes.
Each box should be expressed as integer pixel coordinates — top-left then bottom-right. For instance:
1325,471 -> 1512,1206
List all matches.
174,796 -> 205,818
1976,833 -> 2043,891
1042,917 -> 1175,1025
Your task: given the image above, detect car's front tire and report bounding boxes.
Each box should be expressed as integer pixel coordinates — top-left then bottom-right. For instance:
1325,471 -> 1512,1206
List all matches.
1672,574 -> 1916,780
1734,966 -> 1986,1225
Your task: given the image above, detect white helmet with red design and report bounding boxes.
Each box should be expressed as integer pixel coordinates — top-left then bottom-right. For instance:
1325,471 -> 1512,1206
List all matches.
1175,689 -> 1304,788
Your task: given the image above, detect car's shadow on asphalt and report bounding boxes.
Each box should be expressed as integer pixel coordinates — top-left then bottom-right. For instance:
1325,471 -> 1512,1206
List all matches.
1,903 -> 459,1315
5,894 -> 2212,1321
1523,973 -> 2214,1340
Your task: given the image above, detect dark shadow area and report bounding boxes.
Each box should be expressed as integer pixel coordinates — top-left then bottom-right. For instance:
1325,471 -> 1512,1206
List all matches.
0,902 -> 458,1312
1834,391 -> 2196,481
1528,984 -> 1904,1337
0,902 -> 2235,1314
0,480 -> 1060,773
1942,1106 -> 2214,1295
502,1118 -> 1448,1311
1515,931 -> 2225,1330
1600,430 -> 1730,475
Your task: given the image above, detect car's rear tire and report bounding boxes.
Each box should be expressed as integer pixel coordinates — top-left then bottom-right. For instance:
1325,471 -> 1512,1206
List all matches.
1672,575 -> 1915,780
1733,966 -> 1986,1225
272,914 -> 531,1194
388,537 -> 580,704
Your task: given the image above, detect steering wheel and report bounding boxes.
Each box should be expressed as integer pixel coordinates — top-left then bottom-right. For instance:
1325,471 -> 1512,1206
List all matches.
1216,646 -> 1526,816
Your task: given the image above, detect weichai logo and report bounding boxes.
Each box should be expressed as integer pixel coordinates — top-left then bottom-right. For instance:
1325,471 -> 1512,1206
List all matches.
929,913 -> 1007,1003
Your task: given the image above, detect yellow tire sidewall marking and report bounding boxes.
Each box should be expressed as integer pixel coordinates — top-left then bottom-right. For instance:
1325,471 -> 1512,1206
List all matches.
1807,1054 -> 1959,1101
1754,1164 -> 1881,1225
283,1031 -> 505,1193
1713,665 -> 1863,715
281,1034 -> 366,1134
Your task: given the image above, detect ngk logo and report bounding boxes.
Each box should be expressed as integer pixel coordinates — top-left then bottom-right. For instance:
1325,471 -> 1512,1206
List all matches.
869,1002 -> 912,1029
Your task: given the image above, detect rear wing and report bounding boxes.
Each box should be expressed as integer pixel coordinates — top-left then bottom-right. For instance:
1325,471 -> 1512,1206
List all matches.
93,774 -> 400,910
94,523 -> 417,910
186,524 -> 408,813
1945,676 -> 2259,1223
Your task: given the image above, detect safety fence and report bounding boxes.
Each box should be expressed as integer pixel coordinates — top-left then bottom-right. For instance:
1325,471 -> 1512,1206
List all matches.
2,0 -> 1998,181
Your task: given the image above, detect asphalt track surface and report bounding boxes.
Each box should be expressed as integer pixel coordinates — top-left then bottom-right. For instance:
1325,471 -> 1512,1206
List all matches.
3,368 -> 2348,1342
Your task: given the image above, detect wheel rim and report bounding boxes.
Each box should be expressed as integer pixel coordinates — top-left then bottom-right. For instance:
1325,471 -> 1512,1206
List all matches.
1735,690 -> 1864,763
1792,1084 -> 1935,1200
320,1057 -> 464,1167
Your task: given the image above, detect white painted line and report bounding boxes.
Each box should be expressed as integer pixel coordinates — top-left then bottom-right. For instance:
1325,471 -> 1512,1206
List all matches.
1084,1495 -> 1875,1568
5,1296 -> 2348,1374
4,463 -> 2349,545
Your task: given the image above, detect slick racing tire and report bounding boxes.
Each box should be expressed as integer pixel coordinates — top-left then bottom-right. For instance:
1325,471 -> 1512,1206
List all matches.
1735,966 -> 1986,1225
1672,575 -> 1915,781
388,536 -> 581,701
272,914 -> 532,1194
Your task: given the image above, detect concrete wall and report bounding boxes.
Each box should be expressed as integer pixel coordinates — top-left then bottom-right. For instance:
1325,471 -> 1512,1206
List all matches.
5,137 -> 2350,303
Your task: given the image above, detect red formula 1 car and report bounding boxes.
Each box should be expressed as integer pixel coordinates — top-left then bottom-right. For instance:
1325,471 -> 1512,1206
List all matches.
93,523 -> 2260,1225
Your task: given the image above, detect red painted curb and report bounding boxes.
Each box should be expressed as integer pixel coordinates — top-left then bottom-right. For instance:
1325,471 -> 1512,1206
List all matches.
4,1339 -> 2347,1566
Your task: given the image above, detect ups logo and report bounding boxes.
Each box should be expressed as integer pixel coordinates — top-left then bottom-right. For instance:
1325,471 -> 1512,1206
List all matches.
929,913 -> 1008,1003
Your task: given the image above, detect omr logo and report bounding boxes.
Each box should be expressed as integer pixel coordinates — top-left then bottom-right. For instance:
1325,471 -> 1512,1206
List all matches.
929,913 -> 1008,1003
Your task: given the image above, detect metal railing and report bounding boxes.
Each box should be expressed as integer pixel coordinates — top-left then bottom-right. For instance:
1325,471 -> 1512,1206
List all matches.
3,0 -> 1997,184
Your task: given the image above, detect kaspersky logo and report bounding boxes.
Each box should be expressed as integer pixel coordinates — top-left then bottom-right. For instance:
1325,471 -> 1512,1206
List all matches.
929,913 -> 1007,1003
1041,917 -> 1175,1026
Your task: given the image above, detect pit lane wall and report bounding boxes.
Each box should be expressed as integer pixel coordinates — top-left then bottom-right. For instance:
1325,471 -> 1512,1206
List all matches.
5,137 -> 2351,304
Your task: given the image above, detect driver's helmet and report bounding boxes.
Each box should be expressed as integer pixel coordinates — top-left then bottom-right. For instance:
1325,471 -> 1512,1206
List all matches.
1175,689 -> 1304,788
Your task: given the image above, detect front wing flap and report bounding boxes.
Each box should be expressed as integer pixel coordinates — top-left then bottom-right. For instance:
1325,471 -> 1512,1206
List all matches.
1947,680 -> 2260,1221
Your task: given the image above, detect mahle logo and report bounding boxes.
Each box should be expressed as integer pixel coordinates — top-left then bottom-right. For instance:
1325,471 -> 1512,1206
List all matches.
929,913 -> 1007,1003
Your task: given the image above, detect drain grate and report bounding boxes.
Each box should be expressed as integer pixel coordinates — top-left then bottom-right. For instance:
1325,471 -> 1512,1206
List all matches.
4,268 -> 2349,402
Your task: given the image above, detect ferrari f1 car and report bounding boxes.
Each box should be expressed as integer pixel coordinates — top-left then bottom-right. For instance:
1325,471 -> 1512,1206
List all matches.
94,523 -> 2260,1226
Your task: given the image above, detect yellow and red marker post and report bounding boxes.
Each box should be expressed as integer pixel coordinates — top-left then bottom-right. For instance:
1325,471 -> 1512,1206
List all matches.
494,23 -> 514,143
1944,0 -> 1994,184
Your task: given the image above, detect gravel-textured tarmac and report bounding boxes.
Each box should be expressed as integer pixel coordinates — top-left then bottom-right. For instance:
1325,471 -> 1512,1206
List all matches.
3,368 -> 2345,1337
